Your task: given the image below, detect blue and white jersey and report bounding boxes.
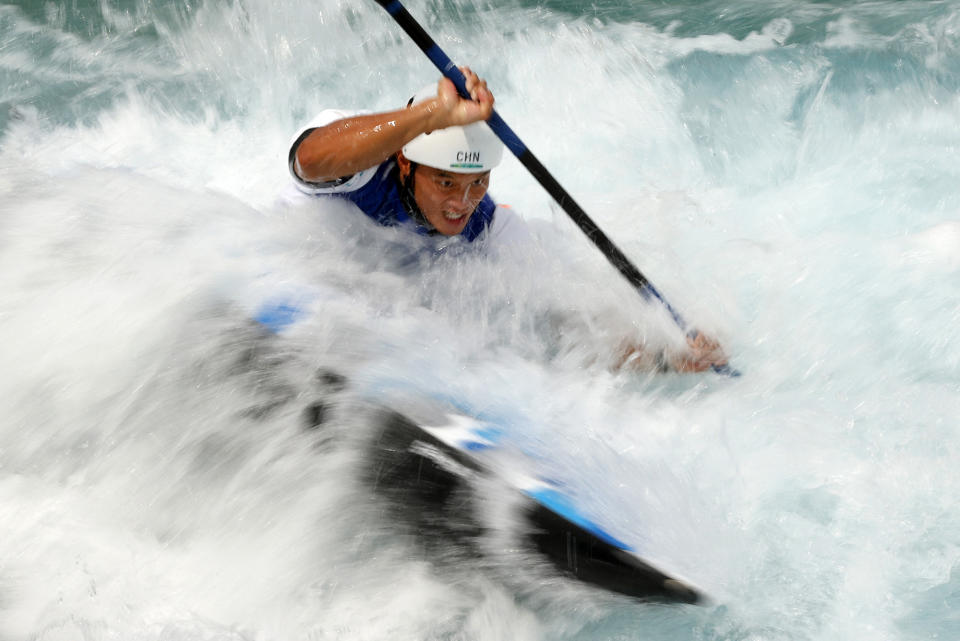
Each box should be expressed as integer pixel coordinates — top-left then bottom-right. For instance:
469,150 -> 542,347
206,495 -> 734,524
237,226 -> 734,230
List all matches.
286,110 -> 528,246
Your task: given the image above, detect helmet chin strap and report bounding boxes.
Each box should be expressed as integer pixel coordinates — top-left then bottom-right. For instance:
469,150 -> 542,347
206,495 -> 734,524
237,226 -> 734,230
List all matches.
399,161 -> 436,233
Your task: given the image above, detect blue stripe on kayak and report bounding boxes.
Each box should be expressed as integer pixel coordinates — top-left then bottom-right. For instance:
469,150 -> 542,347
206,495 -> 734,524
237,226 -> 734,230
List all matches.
527,487 -> 633,551
383,0 -> 402,15
471,424 -> 504,443
462,440 -> 494,451
254,303 -> 304,333
458,423 -> 503,451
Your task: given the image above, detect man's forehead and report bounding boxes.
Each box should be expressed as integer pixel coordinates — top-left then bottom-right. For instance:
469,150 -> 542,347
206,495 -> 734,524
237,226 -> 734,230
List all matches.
427,167 -> 490,180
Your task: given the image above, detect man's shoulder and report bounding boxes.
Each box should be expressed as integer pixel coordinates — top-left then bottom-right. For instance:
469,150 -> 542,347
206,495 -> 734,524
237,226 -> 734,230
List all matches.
288,108 -> 378,196
288,108 -> 365,159
296,108 -> 368,135
487,203 -> 531,247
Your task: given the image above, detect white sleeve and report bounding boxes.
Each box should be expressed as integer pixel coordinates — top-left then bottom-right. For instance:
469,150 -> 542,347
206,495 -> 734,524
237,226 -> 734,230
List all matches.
288,109 -> 379,195
487,204 -> 532,247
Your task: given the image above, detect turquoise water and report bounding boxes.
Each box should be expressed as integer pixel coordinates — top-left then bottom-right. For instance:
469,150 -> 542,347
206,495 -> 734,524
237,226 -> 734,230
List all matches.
2,1 -> 959,639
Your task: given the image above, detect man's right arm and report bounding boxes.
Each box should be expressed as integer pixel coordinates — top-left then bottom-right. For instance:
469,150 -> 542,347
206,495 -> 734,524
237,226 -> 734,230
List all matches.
294,70 -> 495,183
294,105 -> 441,183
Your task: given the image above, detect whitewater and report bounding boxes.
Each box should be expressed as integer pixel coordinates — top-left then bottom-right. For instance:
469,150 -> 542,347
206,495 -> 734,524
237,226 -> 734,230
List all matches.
1,0 -> 958,639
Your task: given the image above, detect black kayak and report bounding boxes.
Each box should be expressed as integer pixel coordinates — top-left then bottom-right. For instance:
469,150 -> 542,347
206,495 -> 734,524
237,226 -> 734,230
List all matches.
365,407 -> 705,604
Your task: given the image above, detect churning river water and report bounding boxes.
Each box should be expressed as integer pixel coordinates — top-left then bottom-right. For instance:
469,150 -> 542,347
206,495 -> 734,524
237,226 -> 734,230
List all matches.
2,0 -> 959,639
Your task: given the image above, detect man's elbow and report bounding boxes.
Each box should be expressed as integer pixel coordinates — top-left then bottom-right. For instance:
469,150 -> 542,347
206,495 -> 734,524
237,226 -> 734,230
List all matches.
294,146 -> 329,182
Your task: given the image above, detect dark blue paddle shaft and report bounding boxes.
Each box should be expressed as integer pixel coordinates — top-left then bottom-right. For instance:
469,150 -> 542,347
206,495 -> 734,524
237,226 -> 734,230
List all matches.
375,0 -> 738,377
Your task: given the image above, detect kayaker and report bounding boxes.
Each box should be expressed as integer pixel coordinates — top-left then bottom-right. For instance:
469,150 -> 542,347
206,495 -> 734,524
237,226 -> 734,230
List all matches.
286,69 -> 727,373
288,67 -> 523,244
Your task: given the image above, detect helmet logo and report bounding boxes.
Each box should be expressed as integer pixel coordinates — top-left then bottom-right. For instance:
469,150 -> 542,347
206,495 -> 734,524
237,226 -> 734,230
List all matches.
451,150 -> 483,169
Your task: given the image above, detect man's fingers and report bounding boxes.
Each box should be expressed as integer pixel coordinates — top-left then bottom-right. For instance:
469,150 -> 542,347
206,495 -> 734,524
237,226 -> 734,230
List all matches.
437,69 -> 495,125
460,66 -> 478,97
455,66 -> 493,105
672,333 -> 728,372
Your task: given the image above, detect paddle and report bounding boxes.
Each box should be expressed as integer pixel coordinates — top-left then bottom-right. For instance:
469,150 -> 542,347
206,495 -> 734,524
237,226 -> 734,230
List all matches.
374,0 -> 738,377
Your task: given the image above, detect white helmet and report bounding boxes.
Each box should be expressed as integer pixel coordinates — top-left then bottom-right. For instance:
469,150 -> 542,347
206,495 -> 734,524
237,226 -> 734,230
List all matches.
402,84 -> 504,173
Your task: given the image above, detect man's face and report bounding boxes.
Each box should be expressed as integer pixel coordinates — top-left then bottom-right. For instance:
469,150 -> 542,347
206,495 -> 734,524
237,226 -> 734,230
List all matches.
399,155 -> 490,236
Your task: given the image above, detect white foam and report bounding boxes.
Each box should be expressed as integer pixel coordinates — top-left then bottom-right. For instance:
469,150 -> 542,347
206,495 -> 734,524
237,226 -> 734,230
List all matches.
3,0 -> 960,638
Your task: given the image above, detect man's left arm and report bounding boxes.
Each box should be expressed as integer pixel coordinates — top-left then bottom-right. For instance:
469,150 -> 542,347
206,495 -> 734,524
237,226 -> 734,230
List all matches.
616,332 -> 728,373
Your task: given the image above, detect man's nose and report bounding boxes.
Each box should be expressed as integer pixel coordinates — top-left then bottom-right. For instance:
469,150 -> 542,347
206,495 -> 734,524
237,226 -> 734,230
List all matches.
450,186 -> 476,210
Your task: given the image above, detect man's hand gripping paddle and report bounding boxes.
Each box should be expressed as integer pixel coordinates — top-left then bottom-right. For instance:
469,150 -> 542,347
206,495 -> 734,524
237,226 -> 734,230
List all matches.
374,0 -> 739,377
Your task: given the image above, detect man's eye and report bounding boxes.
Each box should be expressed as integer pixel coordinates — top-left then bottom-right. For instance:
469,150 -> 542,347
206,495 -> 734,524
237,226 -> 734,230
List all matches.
438,181 -> 454,189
